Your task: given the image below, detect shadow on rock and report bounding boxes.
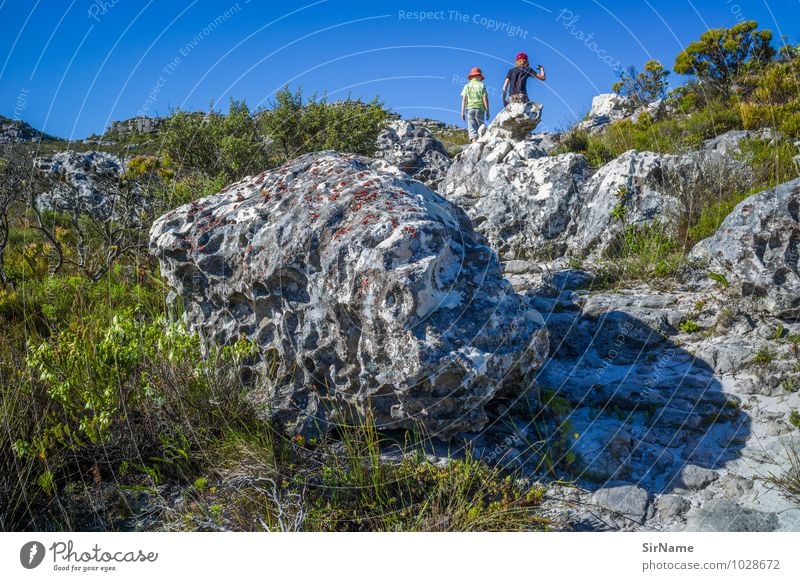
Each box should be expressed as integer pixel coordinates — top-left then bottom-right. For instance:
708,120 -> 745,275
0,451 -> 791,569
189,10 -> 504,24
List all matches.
492,269 -> 751,499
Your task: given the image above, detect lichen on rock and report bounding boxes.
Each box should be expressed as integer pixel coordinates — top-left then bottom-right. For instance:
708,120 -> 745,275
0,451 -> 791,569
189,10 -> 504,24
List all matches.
150,151 -> 548,439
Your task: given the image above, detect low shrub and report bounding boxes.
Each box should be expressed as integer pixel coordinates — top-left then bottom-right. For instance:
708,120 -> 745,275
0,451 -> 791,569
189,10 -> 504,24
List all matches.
4,310 -> 258,529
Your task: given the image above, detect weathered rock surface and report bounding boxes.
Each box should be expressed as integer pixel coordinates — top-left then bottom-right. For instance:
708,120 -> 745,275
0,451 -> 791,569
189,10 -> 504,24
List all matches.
374,119 -> 452,190
655,495 -> 690,522
566,150 -> 683,257
691,178 -> 800,318
592,485 -> 649,523
443,99 -> 759,262
508,266 -> 800,532
683,500 -> 779,532
0,115 -> 59,143
150,151 -> 548,439
107,116 -> 164,136
442,109 -> 692,260
677,464 -> 718,490
575,93 -> 666,134
33,151 -> 145,220
484,101 -> 542,140
443,147 -> 587,259
702,128 -> 781,154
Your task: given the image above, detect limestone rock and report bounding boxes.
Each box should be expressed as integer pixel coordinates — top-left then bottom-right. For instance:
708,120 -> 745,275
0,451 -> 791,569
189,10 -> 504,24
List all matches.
107,116 -> 164,136
149,151 -> 548,439
683,500 -> 778,532
567,150 -> 683,257
592,485 -> 649,523
483,101 -> 542,140
702,128 -> 781,154
33,151 -> 146,221
442,148 -> 587,259
442,105 -> 718,261
0,115 -> 59,144
677,464 -> 718,490
655,495 -> 690,522
691,178 -> 800,318
374,119 -> 452,190
576,93 -> 631,134
575,93 -> 667,134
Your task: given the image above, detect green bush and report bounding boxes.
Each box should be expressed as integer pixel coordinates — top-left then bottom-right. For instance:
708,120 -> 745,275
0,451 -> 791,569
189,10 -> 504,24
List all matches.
674,21 -> 775,96
738,55 -> 800,137
162,99 -> 271,182
679,319 -> 702,333
612,59 -> 670,111
16,312 -> 257,459
556,97 -> 744,165
2,307 -> 259,529
258,86 -> 388,163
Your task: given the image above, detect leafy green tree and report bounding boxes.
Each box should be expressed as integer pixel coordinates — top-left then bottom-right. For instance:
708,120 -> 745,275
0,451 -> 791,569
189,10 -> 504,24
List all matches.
162,99 -> 270,182
258,86 -> 388,163
673,21 -> 775,94
612,59 -> 670,111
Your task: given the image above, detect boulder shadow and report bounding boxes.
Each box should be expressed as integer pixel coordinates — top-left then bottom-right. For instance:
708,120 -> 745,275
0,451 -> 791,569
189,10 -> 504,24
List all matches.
500,270 -> 751,497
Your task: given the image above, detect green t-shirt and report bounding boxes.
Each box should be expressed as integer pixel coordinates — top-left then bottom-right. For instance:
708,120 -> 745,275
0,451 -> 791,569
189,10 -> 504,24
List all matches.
461,79 -> 487,110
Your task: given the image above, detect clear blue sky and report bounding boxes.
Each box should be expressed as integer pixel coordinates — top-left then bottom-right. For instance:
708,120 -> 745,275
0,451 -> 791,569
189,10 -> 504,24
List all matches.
1,0 -> 799,139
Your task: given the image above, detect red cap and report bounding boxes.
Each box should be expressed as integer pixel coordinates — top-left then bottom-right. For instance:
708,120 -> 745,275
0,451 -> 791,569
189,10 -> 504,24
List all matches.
467,67 -> 484,80
516,52 -> 528,61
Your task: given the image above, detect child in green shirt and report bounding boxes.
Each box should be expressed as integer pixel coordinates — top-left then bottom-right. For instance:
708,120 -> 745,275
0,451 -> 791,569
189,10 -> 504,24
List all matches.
460,67 -> 490,143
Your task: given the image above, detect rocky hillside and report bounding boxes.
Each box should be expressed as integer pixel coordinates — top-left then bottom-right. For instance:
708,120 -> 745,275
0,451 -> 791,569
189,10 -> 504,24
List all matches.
145,98 -> 800,531
0,114 -> 61,144
4,63 -> 800,531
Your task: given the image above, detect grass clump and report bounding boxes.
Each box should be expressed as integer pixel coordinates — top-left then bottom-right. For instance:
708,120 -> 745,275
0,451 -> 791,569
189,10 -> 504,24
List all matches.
752,345 -> 776,366
164,418 -> 550,532
679,319 -> 702,334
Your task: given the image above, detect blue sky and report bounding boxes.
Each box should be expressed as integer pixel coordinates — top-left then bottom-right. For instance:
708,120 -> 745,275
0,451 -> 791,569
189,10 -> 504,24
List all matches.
1,0 -> 799,138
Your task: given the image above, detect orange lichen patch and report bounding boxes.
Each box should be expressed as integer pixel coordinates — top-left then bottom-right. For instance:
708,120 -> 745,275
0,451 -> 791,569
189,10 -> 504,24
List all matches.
361,212 -> 378,225
402,225 -> 418,238
332,225 -> 353,239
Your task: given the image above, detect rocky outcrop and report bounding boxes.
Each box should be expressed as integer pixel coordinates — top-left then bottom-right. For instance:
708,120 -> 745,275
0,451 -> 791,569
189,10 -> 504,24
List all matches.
374,119 -> 452,190
691,178 -> 800,318
567,150 -> 684,257
702,128 -> 781,154
0,115 -> 59,144
441,105 -> 706,260
504,267 -> 800,531
576,93 -> 665,134
33,151 -> 146,220
485,101 -> 542,140
576,93 -> 631,134
443,101 -> 763,261
443,147 -> 587,260
149,152 -> 548,439
107,116 -> 164,136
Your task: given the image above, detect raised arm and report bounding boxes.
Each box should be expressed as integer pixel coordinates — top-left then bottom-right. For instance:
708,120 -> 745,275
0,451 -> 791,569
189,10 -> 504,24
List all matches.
535,64 -> 546,81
